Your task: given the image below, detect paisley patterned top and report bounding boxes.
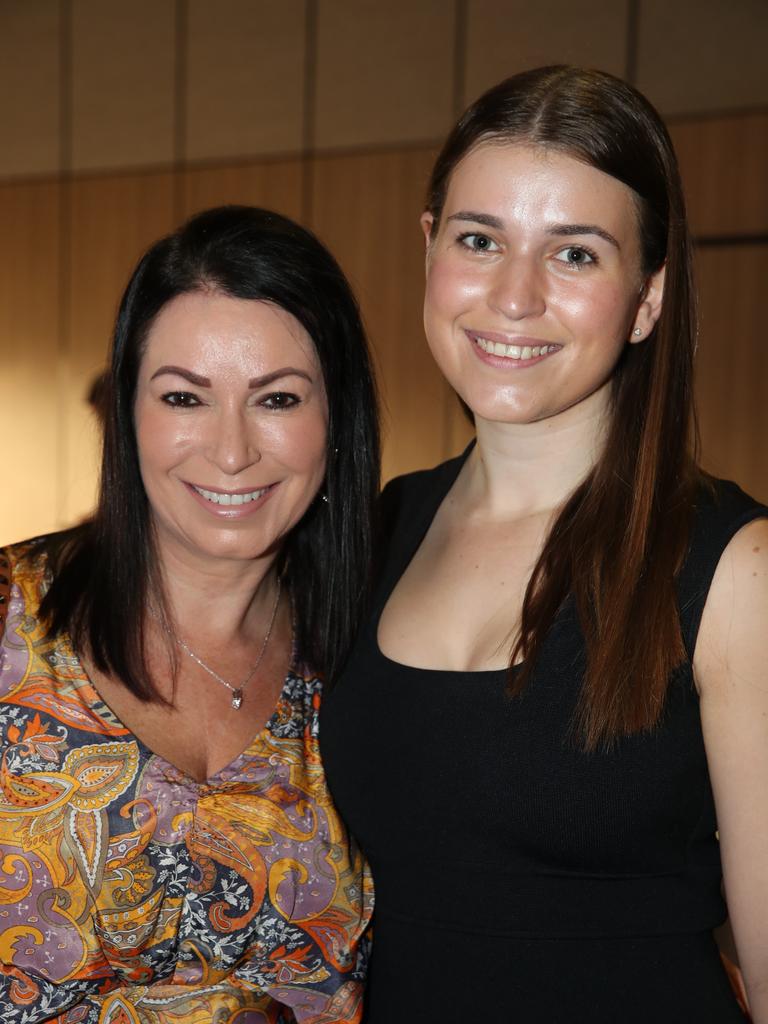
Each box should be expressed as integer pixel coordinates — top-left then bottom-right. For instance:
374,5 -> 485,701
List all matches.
0,540 -> 373,1024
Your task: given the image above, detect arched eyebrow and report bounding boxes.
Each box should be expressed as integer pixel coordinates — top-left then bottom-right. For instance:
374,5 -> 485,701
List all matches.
549,224 -> 620,249
149,366 -> 313,388
446,211 -> 620,250
446,211 -> 503,229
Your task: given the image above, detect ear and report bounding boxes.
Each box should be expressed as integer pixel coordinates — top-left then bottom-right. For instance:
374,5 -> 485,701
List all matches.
420,212 -> 436,276
420,212 -> 434,251
630,263 -> 665,343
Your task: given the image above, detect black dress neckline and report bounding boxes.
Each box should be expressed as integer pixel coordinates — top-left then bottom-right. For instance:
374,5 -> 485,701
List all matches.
371,443 -> 510,679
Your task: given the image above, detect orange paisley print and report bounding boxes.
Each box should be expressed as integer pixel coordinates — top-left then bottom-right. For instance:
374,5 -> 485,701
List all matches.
0,540 -> 373,1023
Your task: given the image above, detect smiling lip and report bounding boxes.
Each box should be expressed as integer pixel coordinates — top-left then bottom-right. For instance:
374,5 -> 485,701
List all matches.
465,329 -> 561,366
185,482 -> 277,517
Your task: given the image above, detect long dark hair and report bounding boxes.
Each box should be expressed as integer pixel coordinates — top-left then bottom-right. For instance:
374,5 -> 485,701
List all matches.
426,67 -> 699,749
41,206 -> 380,697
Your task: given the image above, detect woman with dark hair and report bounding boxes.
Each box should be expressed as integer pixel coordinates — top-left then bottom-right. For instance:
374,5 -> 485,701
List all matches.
321,67 -> 768,1021
0,206 -> 378,1022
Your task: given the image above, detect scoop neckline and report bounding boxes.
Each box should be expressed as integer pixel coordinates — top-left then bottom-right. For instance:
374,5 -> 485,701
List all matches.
372,441 -> 522,678
372,629 -> 512,678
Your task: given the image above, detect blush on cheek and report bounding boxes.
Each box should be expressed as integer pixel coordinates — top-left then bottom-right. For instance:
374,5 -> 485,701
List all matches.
139,405 -> 198,455
426,260 -> 485,310
555,286 -> 637,343
259,422 -> 326,472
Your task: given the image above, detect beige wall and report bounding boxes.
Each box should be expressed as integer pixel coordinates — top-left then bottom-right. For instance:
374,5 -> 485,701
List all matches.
1,0 -> 767,544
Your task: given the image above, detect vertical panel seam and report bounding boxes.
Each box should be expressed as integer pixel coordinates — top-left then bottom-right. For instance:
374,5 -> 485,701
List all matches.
301,0 -> 318,226
625,0 -> 640,86
57,0 -> 73,527
442,0 -> 469,459
452,0 -> 468,114
173,0 -> 188,224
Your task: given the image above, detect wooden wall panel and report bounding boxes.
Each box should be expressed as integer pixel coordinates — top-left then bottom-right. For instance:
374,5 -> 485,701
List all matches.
0,0 -> 60,178
310,147 -> 456,482
181,159 -> 304,222
315,0 -> 454,149
670,113 -> 768,238
71,0 -> 175,172
186,0 -> 306,161
464,0 -> 628,105
0,182 -> 60,545
638,0 -> 768,116
63,172 -> 176,524
1,107 -> 766,549
695,246 -> 768,503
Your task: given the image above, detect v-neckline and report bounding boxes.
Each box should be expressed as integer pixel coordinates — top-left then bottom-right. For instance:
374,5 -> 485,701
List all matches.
62,634 -> 297,787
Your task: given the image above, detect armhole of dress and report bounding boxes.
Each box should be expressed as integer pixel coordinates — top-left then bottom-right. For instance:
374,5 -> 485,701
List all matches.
680,506 -> 768,661
0,549 -> 10,645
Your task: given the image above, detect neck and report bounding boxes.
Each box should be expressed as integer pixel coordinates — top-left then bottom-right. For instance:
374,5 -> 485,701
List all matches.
465,388 -> 610,518
153,537 -> 280,641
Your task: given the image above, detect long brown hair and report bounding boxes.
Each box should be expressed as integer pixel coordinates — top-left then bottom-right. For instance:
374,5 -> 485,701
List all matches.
426,67 -> 700,750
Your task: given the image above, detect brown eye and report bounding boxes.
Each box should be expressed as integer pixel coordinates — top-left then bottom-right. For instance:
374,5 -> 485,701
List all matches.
261,392 -> 299,410
161,391 -> 201,407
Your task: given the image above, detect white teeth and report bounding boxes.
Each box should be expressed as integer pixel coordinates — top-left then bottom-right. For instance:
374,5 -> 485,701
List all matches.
194,486 -> 267,505
473,335 -> 558,360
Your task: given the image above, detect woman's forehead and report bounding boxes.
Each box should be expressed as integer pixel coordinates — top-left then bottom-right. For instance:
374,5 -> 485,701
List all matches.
442,142 -> 643,246
139,293 -> 320,375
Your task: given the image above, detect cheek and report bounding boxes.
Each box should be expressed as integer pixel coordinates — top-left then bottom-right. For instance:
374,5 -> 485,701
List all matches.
424,260 -> 485,380
134,402 -> 195,471
260,414 -> 328,475
425,258 -> 485,323
556,283 -> 637,338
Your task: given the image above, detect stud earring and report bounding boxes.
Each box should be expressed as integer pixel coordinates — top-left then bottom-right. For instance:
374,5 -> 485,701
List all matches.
633,328 -> 642,337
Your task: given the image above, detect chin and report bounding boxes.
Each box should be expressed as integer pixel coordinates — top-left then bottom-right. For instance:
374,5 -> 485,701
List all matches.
166,525 -> 276,566
456,389 -> 535,425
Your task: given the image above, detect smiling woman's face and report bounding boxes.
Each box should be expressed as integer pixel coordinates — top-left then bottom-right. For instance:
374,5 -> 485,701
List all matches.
421,142 -> 664,429
133,290 -> 328,569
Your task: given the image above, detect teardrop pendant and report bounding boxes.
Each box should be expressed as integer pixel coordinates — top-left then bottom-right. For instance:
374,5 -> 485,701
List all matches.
231,688 -> 244,710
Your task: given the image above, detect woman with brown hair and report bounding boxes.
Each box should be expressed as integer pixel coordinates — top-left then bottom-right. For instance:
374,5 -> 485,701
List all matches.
321,67 -> 768,1021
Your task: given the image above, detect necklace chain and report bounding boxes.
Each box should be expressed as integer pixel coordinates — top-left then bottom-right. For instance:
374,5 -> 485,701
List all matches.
160,578 -> 282,711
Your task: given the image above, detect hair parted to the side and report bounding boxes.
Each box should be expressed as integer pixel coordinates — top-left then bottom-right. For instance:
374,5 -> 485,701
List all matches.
41,205 -> 380,697
426,66 -> 701,750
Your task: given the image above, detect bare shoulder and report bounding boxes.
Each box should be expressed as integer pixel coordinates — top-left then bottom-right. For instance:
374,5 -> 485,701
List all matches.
694,515 -> 768,695
695,517 -> 768,1013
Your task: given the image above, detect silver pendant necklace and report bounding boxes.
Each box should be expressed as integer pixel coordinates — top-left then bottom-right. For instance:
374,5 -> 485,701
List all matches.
160,578 -> 282,710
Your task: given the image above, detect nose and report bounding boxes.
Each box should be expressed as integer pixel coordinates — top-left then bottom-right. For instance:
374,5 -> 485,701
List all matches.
488,256 -> 546,320
209,406 -> 260,475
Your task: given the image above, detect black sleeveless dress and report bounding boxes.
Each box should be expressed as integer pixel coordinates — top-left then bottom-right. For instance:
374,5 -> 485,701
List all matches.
320,450 -> 767,1023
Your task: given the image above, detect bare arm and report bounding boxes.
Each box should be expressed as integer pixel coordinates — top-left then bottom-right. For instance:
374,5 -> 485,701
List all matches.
696,516 -> 768,1021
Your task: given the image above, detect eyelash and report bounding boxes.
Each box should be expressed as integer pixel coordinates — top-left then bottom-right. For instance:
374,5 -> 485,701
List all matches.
456,231 -> 499,253
260,392 -> 299,410
554,245 -> 599,270
161,391 -> 200,407
160,391 -> 300,410
455,233 -> 600,271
